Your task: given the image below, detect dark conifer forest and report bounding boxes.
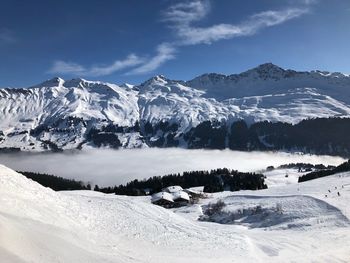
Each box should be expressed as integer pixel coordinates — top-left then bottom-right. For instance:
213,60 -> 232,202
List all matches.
98,168 -> 267,196
183,118 -> 350,157
18,171 -> 91,191
17,160 -> 350,194
4,117 -> 350,156
298,160 -> 350,182
86,117 -> 350,157
17,169 -> 267,194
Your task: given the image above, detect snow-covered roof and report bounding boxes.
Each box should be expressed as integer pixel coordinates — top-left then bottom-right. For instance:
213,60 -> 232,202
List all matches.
184,188 -> 202,195
152,189 -> 190,203
151,192 -> 174,203
172,191 -> 190,201
163,185 -> 183,193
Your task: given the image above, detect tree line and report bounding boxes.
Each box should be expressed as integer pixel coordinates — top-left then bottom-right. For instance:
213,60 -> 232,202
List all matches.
23,116 -> 350,156
84,117 -> 350,157
18,171 -> 91,191
298,160 -> 350,182
98,168 -> 267,196
277,163 -> 335,170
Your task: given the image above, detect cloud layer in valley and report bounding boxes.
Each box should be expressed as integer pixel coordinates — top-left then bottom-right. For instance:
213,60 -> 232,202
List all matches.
0,149 -> 345,187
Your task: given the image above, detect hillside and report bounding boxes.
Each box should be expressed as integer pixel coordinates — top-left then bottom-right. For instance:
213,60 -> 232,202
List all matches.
1,164 -> 350,262
1,63 -> 350,152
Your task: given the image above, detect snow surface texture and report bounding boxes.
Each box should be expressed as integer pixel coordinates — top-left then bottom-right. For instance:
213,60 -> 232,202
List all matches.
1,164 -> 350,262
1,63 -> 350,150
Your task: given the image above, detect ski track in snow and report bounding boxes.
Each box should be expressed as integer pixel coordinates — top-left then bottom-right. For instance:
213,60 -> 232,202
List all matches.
1,164 -> 350,262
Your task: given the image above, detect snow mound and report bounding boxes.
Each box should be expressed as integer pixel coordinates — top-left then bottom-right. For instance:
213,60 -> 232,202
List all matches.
0,164 -> 113,263
201,195 -> 349,230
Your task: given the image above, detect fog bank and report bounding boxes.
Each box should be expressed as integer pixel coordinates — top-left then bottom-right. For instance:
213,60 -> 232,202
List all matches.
0,149 -> 345,186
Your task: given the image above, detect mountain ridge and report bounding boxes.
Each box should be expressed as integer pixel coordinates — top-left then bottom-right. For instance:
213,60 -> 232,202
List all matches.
1,63 -> 350,152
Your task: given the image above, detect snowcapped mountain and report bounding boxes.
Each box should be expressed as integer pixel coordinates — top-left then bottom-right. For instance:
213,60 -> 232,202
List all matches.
188,63 -> 350,100
1,63 -> 350,151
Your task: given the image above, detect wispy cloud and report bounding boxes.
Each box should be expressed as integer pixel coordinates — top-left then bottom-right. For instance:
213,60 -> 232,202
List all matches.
48,54 -> 144,76
126,43 -> 176,75
163,1 -> 309,45
162,0 -> 210,24
126,0 -> 311,74
48,0 -> 313,77
48,61 -> 86,75
89,54 -> 144,76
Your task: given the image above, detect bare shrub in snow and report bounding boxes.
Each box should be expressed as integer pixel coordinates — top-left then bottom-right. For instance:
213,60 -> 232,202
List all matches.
203,200 -> 226,216
200,202 -> 284,226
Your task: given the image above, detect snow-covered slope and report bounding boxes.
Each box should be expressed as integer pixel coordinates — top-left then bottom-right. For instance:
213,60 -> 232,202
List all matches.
188,63 -> 350,100
0,77 -> 140,150
138,75 -> 235,130
1,164 -> 350,262
1,63 -> 350,151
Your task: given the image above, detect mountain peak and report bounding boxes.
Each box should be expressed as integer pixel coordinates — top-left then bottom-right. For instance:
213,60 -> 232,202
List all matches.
255,62 -> 283,70
188,63 -> 287,85
120,83 -> 134,89
36,77 -> 65,88
64,78 -> 88,86
237,62 -> 292,81
141,74 -> 169,86
246,63 -> 285,75
51,76 -> 64,82
152,74 -> 168,82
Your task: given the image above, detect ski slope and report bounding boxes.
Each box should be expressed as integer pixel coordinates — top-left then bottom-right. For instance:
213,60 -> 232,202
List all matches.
1,164 -> 350,262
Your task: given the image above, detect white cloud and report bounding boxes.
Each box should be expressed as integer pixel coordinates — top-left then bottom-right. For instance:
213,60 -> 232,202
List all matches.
162,0 -> 210,24
48,60 -> 86,75
126,43 -> 176,75
175,24 -> 244,45
47,1 -> 313,76
129,1 -> 309,74
164,1 -> 309,45
48,54 -> 144,76
249,8 -> 309,27
89,54 -> 144,76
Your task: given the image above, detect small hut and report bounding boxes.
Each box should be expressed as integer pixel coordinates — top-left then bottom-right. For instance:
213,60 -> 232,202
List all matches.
162,185 -> 183,193
172,191 -> 190,206
184,188 -> 203,198
151,192 -> 174,208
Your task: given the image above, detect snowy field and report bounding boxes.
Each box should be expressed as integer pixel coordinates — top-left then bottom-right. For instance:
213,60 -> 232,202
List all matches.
0,149 -> 345,186
1,164 -> 350,262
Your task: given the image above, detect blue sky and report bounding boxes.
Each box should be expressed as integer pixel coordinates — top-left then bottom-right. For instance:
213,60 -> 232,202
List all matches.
0,0 -> 349,87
